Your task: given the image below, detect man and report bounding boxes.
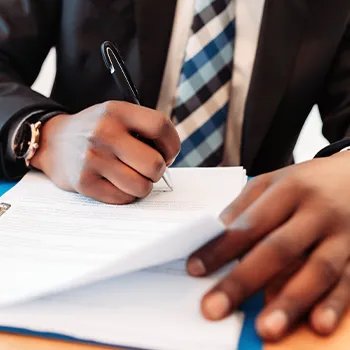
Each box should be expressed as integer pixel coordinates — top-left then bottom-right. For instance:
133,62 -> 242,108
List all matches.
0,0 -> 350,342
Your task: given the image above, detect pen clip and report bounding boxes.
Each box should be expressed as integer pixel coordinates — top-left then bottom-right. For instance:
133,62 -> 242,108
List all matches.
101,41 -> 141,103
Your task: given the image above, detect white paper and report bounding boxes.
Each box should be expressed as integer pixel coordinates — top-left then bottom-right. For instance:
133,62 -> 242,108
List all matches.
0,259 -> 244,350
0,167 -> 246,305
0,167 -> 247,349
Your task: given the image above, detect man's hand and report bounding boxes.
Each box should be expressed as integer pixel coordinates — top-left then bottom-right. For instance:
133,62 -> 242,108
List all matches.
187,152 -> 350,341
31,101 -> 180,204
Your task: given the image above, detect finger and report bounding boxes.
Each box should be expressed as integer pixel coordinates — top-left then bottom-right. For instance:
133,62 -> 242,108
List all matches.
77,169 -> 136,205
198,209 -> 323,322
93,155 -> 153,199
256,233 -> 350,341
108,102 -> 180,165
219,174 -> 272,225
186,175 -> 272,276
265,259 -> 305,302
112,133 -> 166,183
187,179 -> 299,277
310,260 -> 350,335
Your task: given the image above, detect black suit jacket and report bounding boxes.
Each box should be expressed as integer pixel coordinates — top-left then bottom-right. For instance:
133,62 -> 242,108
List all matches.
0,0 -> 350,179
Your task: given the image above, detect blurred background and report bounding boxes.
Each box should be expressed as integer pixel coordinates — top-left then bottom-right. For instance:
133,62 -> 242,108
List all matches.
32,49 -> 330,163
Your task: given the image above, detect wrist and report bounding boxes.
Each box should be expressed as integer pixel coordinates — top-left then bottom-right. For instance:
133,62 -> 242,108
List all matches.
30,114 -> 69,171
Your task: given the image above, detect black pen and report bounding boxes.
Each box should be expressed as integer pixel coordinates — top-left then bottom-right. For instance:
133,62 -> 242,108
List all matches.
101,41 -> 173,191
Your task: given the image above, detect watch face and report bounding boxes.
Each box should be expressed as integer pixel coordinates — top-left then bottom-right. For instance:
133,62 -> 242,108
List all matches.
13,122 -> 32,158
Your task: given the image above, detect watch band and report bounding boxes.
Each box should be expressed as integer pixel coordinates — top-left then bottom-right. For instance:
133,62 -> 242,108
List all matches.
38,110 -> 67,124
24,110 -> 67,168
6,109 -> 66,164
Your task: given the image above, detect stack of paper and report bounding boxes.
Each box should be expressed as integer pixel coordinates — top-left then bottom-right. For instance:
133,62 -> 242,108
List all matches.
0,167 -> 247,350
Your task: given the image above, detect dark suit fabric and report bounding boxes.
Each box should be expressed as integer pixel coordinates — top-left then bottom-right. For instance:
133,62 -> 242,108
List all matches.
0,0 -> 349,179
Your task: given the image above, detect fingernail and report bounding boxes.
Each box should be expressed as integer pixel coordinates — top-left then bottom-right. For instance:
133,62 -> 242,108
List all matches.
187,258 -> 206,276
318,309 -> 337,333
203,292 -> 231,320
258,310 -> 288,338
166,156 -> 177,167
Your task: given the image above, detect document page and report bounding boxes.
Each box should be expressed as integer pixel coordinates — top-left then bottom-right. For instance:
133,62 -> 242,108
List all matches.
0,259 -> 244,350
0,167 -> 247,305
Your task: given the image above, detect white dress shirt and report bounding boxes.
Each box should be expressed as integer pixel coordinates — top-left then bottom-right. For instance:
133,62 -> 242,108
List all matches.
156,0 -> 265,166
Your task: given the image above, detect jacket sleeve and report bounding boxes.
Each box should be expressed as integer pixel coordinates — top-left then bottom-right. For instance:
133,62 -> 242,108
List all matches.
0,0 -> 68,180
316,20 -> 350,157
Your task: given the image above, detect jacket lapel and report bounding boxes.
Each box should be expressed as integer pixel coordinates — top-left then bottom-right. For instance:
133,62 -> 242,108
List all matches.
135,0 -> 177,108
241,0 -> 309,172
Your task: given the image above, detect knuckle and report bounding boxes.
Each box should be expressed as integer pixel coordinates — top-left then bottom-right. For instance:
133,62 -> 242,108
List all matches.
281,174 -> 302,192
150,155 -> 166,181
135,179 -> 153,198
264,236 -> 299,264
245,174 -> 270,192
99,101 -> 122,125
220,274 -> 249,302
219,201 -> 237,225
84,149 -> 97,165
322,205 -> 349,230
281,172 -> 314,199
312,256 -> 341,285
198,238 -> 232,268
100,100 -> 118,115
245,176 -> 261,190
153,114 -> 172,138
280,294 -> 304,318
76,170 -> 95,193
231,213 -> 260,237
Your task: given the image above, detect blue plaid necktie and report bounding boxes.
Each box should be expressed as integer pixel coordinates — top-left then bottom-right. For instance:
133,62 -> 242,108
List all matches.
171,0 -> 235,167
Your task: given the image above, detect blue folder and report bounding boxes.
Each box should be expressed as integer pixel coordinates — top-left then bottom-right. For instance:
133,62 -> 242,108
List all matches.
0,181 -> 263,350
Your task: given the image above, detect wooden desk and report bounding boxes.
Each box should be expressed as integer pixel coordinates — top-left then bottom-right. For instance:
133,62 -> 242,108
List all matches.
0,333 -> 116,350
1,311 -> 350,350
265,309 -> 350,350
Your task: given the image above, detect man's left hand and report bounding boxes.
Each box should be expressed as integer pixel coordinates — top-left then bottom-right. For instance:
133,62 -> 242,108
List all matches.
187,152 -> 350,341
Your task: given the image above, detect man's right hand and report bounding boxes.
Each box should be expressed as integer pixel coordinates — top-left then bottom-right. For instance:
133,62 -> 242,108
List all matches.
30,101 -> 181,204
